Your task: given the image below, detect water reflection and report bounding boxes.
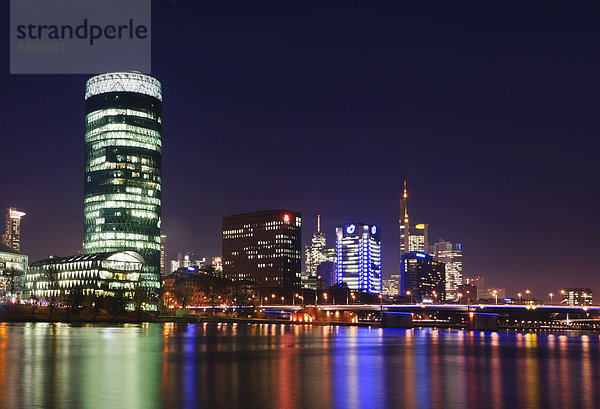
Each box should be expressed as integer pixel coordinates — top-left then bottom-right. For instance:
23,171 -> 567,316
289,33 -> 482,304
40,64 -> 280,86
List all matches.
0,323 -> 599,408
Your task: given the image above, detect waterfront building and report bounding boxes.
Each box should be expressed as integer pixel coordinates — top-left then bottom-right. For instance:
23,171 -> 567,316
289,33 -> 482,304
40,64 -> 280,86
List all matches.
401,251 -> 445,302
399,182 -> 428,255
222,209 -> 302,287
433,241 -> 463,301
0,243 -> 28,300
562,288 -> 593,306
26,250 -> 145,302
83,72 -> 162,303
2,207 -> 26,253
335,223 -> 381,294
160,235 -> 167,276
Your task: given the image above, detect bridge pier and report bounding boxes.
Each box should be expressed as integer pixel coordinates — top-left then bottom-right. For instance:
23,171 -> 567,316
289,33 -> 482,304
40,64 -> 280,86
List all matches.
381,312 -> 413,328
469,312 -> 498,331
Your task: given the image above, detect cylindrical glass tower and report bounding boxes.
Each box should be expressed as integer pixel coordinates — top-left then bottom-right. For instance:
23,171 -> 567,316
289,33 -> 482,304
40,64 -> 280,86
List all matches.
83,72 -> 162,304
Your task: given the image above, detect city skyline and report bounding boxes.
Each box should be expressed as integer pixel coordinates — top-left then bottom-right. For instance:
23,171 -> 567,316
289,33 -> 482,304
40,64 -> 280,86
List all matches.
1,2 -> 598,298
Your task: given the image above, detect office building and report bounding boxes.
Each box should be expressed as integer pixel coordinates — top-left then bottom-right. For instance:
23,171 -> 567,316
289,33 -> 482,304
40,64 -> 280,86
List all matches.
433,241 -> 463,300
304,215 -> 327,277
408,224 -> 429,253
2,207 -> 26,252
83,72 -> 162,302
160,235 -> 167,276
303,215 -> 336,289
399,182 -> 428,254
0,243 -> 28,300
222,209 -> 302,287
464,275 -> 485,300
562,288 -> 593,306
335,223 -> 381,294
382,276 -> 400,297
401,251 -> 445,302
26,250 -> 145,302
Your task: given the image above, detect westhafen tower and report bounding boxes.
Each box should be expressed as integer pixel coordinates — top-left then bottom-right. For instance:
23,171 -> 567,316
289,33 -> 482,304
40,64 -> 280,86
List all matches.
83,72 -> 162,304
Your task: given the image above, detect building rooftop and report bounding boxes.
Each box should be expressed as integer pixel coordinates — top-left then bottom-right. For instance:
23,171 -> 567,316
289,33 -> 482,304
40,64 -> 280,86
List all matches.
30,250 -> 145,267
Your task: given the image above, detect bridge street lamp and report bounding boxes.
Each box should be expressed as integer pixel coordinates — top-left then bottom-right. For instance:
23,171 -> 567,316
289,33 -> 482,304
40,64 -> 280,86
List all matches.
549,293 -> 554,304
493,290 -> 498,305
517,293 -> 522,304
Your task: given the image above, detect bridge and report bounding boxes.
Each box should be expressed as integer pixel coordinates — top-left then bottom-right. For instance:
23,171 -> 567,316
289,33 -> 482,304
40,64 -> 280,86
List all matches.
256,303 -> 600,331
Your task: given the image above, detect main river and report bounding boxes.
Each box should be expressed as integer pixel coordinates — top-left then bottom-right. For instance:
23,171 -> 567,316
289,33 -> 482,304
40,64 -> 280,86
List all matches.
0,323 -> 598,408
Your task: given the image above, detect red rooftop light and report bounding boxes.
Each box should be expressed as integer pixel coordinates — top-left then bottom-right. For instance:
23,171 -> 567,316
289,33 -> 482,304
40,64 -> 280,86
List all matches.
283,214 -> 290,222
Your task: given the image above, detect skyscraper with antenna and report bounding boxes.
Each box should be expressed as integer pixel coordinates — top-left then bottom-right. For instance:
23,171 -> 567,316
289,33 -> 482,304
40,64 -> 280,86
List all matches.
399,181 -> 429,254
399,181 -> 409,254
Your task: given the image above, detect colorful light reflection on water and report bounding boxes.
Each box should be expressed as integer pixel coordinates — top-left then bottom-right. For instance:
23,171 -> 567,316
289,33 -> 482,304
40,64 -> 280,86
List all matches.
0,322 -> 599,408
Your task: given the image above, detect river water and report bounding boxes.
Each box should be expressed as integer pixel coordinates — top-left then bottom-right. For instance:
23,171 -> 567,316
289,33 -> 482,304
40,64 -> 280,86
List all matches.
0,322 -> 597,408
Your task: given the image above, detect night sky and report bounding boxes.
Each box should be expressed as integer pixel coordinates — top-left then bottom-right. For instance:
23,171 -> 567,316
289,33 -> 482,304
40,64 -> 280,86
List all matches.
2,2 -> 599,298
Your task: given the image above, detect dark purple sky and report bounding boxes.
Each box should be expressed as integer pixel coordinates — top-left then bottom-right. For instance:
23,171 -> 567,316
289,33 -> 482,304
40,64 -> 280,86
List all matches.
2,2 -> 599,299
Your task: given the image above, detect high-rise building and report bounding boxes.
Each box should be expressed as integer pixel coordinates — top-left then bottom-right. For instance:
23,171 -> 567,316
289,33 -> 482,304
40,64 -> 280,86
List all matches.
399,182 -> 428,254
160,235 -> 167,276
2,207 -> 26,252
433,241 -> 463,300
399,181 -> 409,254
82,72 -> 162,302
222,209 -> 302,287
304,215 -> 326,277
303,215 -> 336,288
401,251 -> 445,302
562,288 -> 593,306
335,223 -> 381,294
408,224 -> 429,253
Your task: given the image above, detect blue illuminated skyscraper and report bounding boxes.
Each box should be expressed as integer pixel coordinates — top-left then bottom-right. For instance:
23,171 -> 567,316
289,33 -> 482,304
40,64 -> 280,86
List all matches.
335,223 -> 381,294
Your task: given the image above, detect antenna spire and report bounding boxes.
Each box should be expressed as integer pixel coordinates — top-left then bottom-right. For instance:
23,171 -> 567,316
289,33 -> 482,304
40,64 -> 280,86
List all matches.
403,181 -> 408,218
317,214 -> 321,233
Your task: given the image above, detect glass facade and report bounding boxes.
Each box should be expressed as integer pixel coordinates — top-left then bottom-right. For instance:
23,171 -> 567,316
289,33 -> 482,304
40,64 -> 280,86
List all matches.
401,252 -> 445,302
83,72 -> 162,304
0,243 -> 28,301
433,241 -> 463,301
222,209 -> 302,287
26,251 -> 145,301
335,223 -> 381,294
